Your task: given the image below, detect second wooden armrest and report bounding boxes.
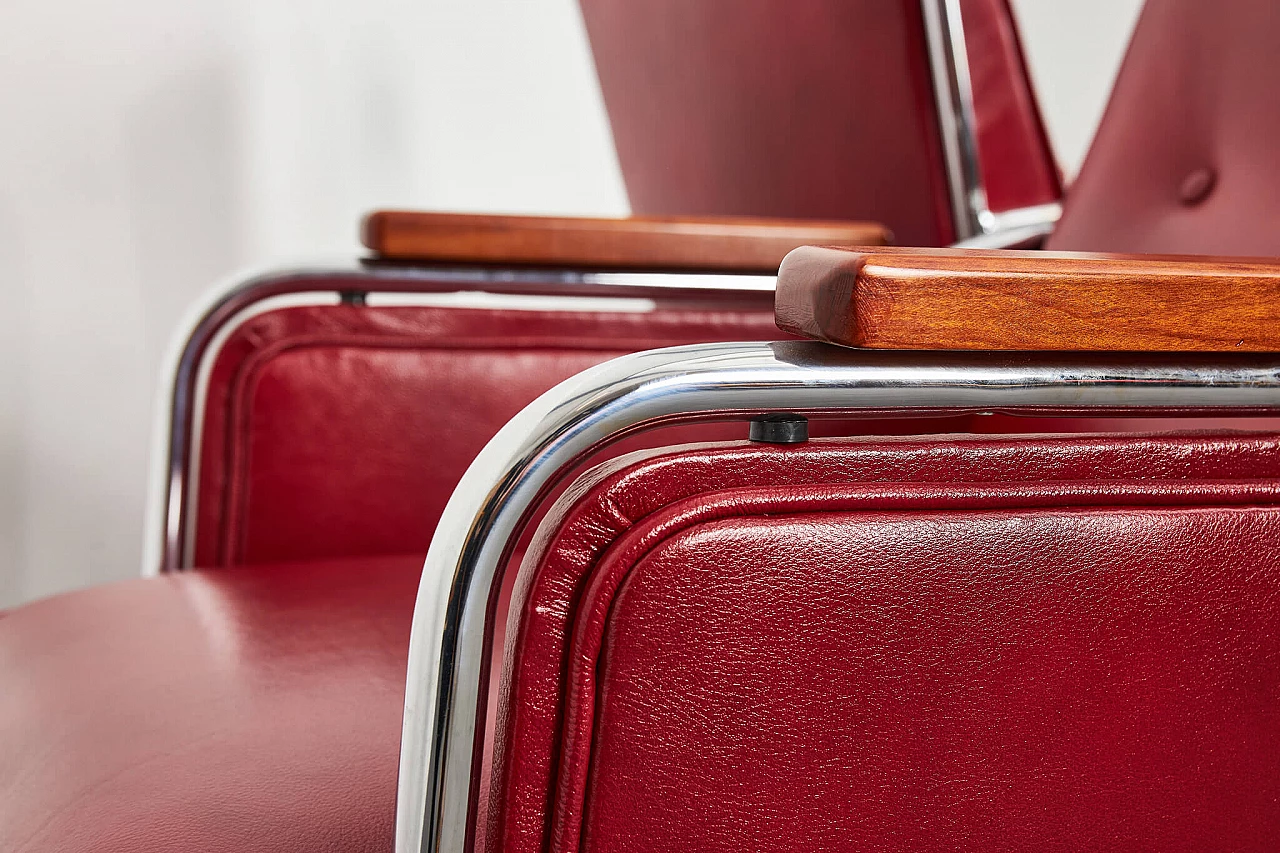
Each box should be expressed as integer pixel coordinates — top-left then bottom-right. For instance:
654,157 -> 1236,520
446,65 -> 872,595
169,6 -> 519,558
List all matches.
362,211 -> 889,274
776,246 -> 1280,352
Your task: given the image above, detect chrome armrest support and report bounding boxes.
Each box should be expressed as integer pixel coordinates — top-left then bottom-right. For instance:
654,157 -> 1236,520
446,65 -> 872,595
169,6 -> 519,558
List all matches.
951,201 -> 1063,249
398,339 -> 1280,853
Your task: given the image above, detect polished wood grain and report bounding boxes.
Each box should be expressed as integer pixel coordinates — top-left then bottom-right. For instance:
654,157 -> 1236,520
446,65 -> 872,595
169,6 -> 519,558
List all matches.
776,245 -> 1280,351
361,211 -> 889,273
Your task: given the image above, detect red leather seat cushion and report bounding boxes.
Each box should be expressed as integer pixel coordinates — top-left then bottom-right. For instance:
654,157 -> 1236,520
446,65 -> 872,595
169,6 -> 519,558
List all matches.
0,554 -> 421,853
492,432 -> 1280,853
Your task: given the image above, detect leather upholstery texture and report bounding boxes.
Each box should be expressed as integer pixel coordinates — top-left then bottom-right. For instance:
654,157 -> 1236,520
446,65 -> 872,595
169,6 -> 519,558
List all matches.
0,554 -> 421,853
1048,0 -> 1280,255
192,299 -> 780,567
578,0 -> 1058,246
490,431 -> 1280,853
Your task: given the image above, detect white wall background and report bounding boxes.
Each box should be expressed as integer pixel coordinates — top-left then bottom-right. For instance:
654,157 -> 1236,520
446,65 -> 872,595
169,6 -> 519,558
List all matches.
0,0 -> 1143,608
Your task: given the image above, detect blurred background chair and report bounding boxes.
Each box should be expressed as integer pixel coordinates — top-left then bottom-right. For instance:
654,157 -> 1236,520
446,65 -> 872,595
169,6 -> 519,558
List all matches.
2,214 -> 872,853
159,0 -> 1065,577
579,0 -> 1061,246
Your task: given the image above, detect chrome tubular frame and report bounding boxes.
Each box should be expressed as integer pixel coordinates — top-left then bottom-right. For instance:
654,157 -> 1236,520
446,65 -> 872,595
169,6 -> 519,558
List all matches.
142,259 -> 774,574
922,0 -> 987,240
952,202 -> 1063,249
921,0 -> 1064,248
397,339 -> 1280,853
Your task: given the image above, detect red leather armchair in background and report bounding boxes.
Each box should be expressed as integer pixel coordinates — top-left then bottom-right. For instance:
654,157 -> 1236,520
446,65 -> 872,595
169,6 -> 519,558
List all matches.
0,214 -> 869,853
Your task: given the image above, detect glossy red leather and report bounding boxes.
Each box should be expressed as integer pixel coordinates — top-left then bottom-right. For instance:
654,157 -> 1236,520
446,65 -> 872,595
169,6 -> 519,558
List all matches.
579,0 -> 1058,246
1048,0 -> 1280,255
193,299 -> 779,566
576,495 -> 1280,852
0,554 -> 421,853
490,432 -> 1280,853
193,293 -> 1005,569
960,0 -> 1062,213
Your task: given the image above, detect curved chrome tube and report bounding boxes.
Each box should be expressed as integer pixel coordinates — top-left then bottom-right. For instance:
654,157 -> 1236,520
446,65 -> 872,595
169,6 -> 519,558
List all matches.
397,340 -> 1280,853
923,0 -> 987,239
143,257 -> 774,574
952,202 -> 1063,250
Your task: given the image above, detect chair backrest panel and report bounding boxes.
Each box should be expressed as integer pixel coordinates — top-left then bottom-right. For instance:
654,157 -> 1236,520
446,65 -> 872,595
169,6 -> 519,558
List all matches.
1047,0 -> 1280,255
578,0 -> 955,245
579,0 -> 1060,245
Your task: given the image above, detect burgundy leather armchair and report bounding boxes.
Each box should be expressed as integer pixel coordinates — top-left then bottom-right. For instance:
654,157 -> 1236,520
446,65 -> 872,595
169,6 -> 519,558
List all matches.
7,1 -> 1280,852
393,2 -> 1280,849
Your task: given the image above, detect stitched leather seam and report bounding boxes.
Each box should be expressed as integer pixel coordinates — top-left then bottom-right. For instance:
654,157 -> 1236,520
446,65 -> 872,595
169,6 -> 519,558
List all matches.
550,479 -> 1280,853
495,434 -> 1280,853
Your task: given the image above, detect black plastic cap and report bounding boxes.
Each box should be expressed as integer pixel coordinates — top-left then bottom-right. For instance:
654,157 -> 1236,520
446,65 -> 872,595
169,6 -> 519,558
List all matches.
749,413 -> 809,444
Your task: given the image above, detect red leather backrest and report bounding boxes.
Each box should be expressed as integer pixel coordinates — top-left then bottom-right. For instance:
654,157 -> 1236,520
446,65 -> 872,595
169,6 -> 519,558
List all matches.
490,432 -> 1280,853
961,0 -> 1062,213
192,298 -> 781,567
579,0 -> 1058,245
578,0 -> 955,245
1048,0 -> 1280,254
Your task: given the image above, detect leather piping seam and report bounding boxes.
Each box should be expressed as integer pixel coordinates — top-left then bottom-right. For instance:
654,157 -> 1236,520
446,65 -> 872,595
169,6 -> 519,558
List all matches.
550,478 -> 1280,853
495,432 -> 1280,853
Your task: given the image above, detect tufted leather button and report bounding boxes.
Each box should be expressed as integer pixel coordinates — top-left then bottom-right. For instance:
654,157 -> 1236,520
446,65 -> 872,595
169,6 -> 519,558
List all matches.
1179,167 -> 1217,205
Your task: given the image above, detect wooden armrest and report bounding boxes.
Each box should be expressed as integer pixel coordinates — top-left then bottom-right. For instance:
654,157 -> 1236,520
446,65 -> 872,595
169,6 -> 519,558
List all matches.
361,211 -> 889,274
776,246 -> 1280,351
